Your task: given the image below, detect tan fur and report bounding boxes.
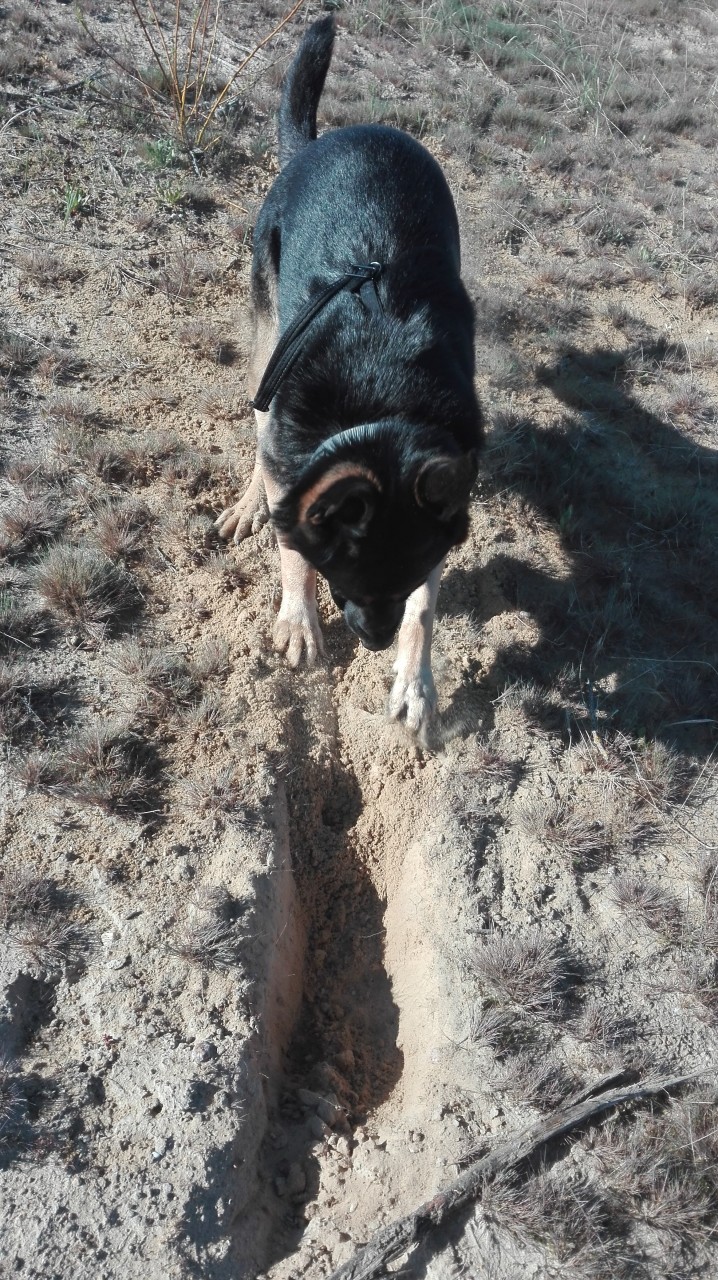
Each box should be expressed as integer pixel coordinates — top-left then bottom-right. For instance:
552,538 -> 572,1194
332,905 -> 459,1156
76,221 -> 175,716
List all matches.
264,471 -> 325,666
389,558 -> 446,732
247,293 -> 279,403
214,289 -> 278,545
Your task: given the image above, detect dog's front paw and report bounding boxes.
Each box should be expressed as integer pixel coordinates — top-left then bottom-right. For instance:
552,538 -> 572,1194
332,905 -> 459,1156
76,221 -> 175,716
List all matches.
389,663 -> 437,732
215,482 -> 269,544
274,601 -> 325,668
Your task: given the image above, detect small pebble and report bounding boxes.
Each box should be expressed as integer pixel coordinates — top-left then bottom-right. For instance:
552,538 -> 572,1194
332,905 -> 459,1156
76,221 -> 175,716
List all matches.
297,1087 -> 321,1109
309,1115 -> 331,1140
316,1097 -> 342,1127
192,1041 -> 217,1063
285,1163 -> 306,1196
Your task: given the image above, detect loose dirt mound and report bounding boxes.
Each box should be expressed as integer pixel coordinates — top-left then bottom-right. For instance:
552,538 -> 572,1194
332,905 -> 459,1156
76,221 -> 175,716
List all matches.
2,3 -> 718,1278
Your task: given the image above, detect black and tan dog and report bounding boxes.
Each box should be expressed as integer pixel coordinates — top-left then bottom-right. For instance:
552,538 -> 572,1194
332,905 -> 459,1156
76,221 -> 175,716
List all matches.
216,15 -> 482,732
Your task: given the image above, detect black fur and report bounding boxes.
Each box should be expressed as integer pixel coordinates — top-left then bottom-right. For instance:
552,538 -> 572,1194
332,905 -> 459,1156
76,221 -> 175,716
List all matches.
277,15 -> 335,169
256,16 -> 483,650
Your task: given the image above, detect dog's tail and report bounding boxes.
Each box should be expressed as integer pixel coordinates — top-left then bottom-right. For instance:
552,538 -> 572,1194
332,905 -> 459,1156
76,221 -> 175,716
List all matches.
278,15 -> 335,169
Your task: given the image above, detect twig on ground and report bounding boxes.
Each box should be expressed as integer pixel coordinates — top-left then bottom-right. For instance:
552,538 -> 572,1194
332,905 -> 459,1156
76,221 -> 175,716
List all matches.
327,1069 -> 712,1280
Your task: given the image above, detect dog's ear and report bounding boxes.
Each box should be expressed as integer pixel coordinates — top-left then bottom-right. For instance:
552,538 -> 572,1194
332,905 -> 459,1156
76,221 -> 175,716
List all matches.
415,450 -> 478,520
299,465 -> 381,537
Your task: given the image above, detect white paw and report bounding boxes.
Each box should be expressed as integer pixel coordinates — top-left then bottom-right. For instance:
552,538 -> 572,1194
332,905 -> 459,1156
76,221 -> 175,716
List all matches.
273,601 -> 325,668
389,663 -> 437,732
215,484 -> 269,544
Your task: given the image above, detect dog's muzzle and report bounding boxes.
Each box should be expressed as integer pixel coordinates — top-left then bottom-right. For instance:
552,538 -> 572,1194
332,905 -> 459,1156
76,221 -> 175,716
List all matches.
341,598 -> 405,652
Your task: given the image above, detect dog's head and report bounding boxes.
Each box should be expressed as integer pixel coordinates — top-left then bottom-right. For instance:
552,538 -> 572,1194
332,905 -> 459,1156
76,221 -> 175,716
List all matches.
272,435 -> 479,651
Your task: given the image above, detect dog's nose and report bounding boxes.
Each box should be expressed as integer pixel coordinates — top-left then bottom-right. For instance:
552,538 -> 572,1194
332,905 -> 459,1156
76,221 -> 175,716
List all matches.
330,587 -> 347,612
354,626 -> 397,652
343,600 -> 403,651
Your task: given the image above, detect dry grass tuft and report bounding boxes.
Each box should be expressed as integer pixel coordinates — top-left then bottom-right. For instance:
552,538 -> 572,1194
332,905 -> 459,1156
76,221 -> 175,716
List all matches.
54,723 -> 160,815
0,867 -> 58,924
114,641 -> 198,712
45,393 -> 98,428
181,689 -> 227,734
16,721 -> 162,818
92,497 -> 154,562
639,1167 -> 716,1240
177,320 -> 235,364
17,250 -> 83,287
630,740 -> 692,809
610,874 -> 684,939
34,545 -> 141,640
0,866 -> 87,974
191,636 -> 230,682
470,927 -> 570,1015
35,349 -> 81,386
0,657 -> 30,741
677,953 -> 718,1019
170,883 -> 251,971
155,247 -> 219,300
517,797 -> 613,868
0,332 -> 39,375
693,853 -> 718,949
0,1062 -> 24,1141
570,999 -> 631,1055
481,1166 -> 632,1275
494,679 -> 560,730
114,636 -> 228,717
468,737 -> 521,785
204,551 -> 250,593
468,1005 -> 517,1051
492,1050 -> 574,1110
685,276 -> 718,313
592,1107 -> 718,1243
0,589 -> 51,652
0,492 -> 63,557
11,748 -> 59,792
180,764 -> 250,826
170,917 -> 246,971
571,733 -> 632,793
10,918 -> 87,975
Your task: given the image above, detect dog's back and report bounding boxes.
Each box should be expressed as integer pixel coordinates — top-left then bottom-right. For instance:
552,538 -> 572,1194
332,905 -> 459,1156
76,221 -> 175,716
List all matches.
250,14 -> 479,484
266,17 -> 464,319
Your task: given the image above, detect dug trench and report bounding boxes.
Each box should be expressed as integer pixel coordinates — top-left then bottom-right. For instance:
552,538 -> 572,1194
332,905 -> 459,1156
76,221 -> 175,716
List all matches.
242,621 -> 502,1279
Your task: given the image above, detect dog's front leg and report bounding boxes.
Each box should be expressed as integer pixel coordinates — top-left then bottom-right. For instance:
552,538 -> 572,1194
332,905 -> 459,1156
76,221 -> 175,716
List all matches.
389,558 -> 445,732
272,539 -> 325,667
215,320 -> 275,544
263,471 -> 325,668
214,452 -> 269,544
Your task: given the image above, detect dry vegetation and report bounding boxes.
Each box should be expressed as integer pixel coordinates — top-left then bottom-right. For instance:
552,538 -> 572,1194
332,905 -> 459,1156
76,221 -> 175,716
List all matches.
1,1 -> 717,1277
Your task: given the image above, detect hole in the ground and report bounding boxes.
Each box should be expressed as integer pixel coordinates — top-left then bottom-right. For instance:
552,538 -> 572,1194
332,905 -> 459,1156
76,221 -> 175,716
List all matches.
260,705 -> 403,1269
1,974 -> 57,1058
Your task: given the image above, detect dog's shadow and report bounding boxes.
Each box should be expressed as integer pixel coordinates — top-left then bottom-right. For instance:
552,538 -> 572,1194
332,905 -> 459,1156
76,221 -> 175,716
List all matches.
439,342 -> 718,757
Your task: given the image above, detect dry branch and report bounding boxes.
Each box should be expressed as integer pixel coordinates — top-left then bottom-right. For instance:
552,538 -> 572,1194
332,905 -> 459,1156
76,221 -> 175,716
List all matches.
328,1070 -> 710,1280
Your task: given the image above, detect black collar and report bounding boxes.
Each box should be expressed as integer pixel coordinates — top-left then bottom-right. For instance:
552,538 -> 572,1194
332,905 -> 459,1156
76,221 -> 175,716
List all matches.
251,261 -> 385,413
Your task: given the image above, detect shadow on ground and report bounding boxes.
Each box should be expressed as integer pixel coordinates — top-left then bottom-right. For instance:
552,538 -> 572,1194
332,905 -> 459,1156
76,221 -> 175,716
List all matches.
443,342 -> 718,757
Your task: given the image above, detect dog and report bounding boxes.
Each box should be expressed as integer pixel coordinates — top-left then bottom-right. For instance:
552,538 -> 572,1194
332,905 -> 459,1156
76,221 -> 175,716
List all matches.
216,15 -> 482,732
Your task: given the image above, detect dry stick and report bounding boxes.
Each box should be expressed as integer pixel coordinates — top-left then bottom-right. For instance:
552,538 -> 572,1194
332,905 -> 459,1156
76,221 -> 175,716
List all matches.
327,1070 -> 709,1280
190,0 -> 220,129
195,0 -> 305,146
172,0 -> 182,104
126,0 -> 170,92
